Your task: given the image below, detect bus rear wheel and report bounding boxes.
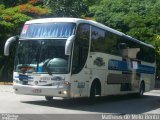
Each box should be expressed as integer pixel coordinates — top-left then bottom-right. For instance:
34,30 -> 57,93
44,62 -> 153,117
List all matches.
90,83 -> 96,98
45,96 -> 53,101
138,82 -> 145,97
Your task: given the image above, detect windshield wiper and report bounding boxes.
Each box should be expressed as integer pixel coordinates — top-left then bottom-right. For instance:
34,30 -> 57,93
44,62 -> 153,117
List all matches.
45,67 -> 52,75
43,59 -> 52,75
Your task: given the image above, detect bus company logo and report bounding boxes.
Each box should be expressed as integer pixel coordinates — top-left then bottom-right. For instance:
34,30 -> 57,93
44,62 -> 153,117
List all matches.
39,80 -> 47,83
94,57 -> 105,67
51,76 -> 65,81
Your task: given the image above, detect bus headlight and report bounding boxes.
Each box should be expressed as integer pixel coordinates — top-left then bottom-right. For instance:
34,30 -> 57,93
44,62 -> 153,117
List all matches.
63,90 -> 67,94
52,81 -> 70,87
13,79 -> 21,84
64,81 -> 70,86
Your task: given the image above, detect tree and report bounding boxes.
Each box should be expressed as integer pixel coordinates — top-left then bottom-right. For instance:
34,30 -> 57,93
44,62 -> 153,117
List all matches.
0,0 -> 50,82
0,0 -> 29,7
44,0 -> 88,17
90,0 -> 159,41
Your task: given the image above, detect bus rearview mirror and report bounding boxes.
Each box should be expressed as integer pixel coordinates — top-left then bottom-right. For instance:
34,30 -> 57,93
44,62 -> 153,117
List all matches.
4,36 -> 18,56
65,35 -> 75,55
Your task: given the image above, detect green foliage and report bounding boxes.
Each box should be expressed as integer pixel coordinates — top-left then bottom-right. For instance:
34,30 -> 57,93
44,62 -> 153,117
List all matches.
44,0 -> 88,17
0,0 -> 29,7
90,0 -> 159,41
0,0 -> 50,82
0,7 -> 31,36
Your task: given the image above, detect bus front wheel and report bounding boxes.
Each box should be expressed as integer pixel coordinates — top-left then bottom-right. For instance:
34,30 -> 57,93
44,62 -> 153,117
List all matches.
90,83 -> 96,99
89,80 -> 101,104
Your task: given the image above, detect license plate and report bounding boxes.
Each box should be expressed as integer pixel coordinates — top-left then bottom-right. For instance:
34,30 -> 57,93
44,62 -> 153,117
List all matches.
32,89 -> 41,93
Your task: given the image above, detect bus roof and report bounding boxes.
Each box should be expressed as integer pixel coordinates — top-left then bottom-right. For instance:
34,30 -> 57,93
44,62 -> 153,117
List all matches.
25,18 -> 154,49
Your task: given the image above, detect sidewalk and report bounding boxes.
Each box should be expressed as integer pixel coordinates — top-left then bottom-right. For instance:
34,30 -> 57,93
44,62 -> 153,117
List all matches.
0,85 -> 13,93
149,90 -> 160,94
0,82 -> 13,85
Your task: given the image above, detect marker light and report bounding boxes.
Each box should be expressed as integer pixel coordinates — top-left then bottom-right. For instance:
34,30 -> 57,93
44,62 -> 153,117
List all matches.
64,81 -> 70,86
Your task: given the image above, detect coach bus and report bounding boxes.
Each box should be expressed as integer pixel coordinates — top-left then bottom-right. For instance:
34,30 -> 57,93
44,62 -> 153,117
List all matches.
4,18 -> 156,101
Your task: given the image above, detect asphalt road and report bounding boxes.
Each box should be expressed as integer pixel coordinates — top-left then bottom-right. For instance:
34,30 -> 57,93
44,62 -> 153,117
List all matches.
0,85 -> 160,120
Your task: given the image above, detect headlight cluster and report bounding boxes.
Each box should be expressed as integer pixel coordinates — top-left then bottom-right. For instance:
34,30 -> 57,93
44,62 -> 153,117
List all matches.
52,81 -> 70,87
13,79 -> 22,84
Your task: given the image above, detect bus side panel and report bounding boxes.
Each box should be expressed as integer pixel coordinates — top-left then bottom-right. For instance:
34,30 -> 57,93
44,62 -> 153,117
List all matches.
140,62 -> 156,92
70,69 -> 90,98
105,54 -> 124,95
89,52 -> 124,96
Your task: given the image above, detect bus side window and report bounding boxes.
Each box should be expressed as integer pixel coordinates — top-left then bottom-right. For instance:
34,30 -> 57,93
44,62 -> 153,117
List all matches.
72,24 -> 90,74
72,44 -> 80,72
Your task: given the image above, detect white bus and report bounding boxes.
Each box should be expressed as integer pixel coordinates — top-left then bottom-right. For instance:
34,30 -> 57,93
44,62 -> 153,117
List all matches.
4,18 -> 156,101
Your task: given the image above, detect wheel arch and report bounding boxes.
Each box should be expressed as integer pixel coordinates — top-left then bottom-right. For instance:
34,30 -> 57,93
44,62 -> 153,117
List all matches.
90,78 -> 102,95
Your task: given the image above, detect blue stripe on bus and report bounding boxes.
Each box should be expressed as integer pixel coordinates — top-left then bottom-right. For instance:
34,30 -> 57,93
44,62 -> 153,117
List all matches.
108,59 -> 155,74
108,59 -> 129,72
137,64 -> 155,74
15,75 -> 33,80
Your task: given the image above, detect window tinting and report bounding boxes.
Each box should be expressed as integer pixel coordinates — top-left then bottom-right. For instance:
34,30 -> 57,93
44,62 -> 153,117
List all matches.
72,24 -> 90,74
91,26 -> 105,52
90,25 -> 155,63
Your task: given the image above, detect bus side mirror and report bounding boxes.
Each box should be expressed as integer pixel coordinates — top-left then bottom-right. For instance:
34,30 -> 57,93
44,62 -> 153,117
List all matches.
4,36 -> 18,56
65,35 -> 75,55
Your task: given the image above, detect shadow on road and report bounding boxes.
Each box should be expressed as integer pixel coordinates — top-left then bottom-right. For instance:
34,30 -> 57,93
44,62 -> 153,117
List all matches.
22,94 -> 160,114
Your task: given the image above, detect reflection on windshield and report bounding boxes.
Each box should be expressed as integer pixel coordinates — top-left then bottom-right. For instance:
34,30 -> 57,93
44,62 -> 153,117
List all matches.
15,40 -> 70,74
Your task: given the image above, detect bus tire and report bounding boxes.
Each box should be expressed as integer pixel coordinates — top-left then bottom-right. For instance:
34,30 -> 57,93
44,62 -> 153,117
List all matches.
89,83 -> 96,104
138,82 -> 145,97
45,96 -> 53,101
89,80 -> 101,104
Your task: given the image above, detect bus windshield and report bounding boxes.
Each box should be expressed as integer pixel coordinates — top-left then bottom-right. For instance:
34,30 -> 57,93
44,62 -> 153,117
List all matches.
15,39 -> 70,74
15,22 -> 76,74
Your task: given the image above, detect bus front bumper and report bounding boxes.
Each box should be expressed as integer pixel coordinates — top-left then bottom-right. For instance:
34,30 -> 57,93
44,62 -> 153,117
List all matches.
13,84 -> 70,98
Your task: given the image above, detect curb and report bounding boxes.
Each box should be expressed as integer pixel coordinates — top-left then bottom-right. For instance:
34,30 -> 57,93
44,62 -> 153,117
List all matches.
0,82 -> 13,85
